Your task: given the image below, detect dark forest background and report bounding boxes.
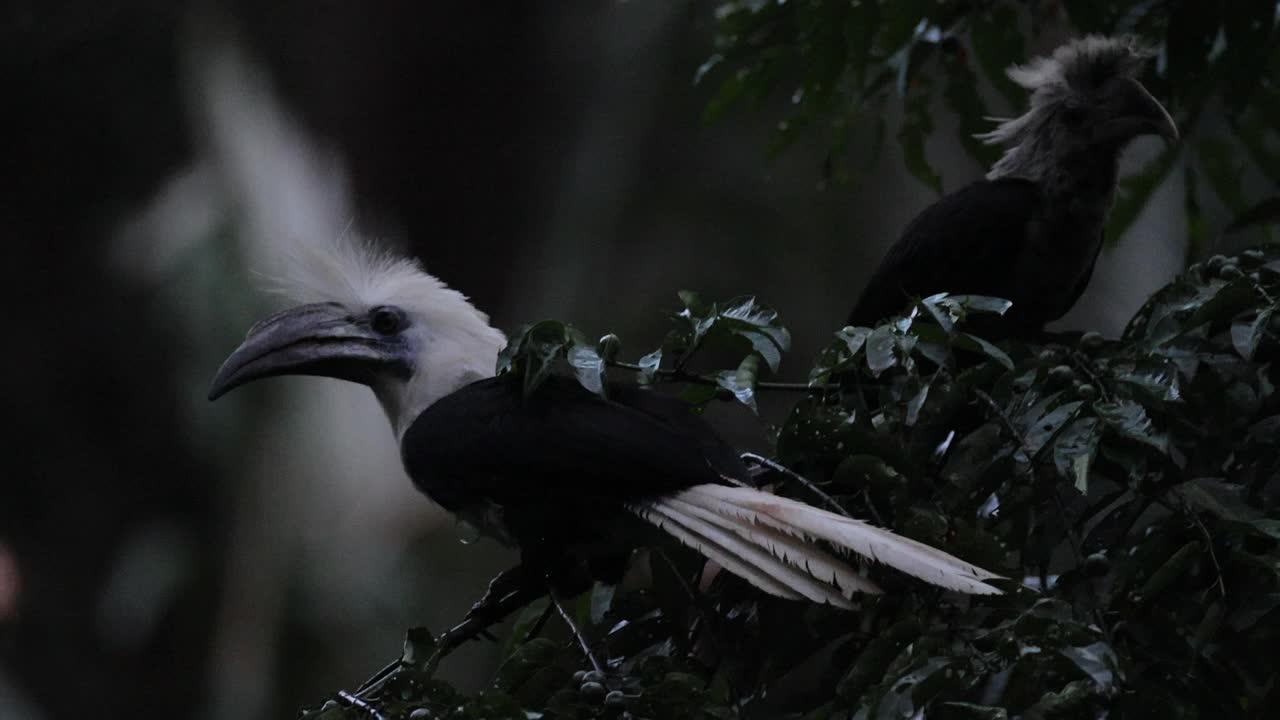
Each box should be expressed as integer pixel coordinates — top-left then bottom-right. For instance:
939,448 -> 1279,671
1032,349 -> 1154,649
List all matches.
2,1 -> 1275,719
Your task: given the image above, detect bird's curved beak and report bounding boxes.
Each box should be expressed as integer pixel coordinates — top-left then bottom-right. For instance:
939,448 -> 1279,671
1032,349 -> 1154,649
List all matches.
208,302 -> 410,401
1103,77 -> 1178,145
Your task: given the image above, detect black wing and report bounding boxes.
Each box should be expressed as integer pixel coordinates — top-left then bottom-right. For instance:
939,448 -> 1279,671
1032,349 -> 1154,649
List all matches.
401,375 -> 746,514
849,178 -> 1040,327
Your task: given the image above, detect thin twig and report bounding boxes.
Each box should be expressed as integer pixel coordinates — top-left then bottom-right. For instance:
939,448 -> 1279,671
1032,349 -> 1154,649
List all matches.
353,658 -> 401,698
608,361 -> 834,393
549,589 -> 605,675
973,389 -> 1035,463
338,691 -> 389,720
654,549 -> 739,705
739,453 -> 853,518
1182,500 -> 1228,599
1066,350 -> 1114,403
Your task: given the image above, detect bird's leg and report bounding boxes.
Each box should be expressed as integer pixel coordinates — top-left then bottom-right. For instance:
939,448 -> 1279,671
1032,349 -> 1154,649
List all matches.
421,582 -> 546,677
520,601 -> 555,643
548,586 -> 606,676
353,565 -> 540,698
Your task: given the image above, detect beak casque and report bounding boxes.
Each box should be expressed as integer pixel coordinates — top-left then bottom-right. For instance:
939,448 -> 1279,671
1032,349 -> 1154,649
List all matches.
208,302 -> 410,401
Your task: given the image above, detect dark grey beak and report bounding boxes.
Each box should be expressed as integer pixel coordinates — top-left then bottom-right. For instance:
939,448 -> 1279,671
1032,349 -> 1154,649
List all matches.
208,302 -> 410,401
1109,77 -> 1178,144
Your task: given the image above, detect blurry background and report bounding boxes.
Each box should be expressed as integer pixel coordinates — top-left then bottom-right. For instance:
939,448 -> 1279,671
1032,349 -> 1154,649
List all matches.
2,1 -> 1262,718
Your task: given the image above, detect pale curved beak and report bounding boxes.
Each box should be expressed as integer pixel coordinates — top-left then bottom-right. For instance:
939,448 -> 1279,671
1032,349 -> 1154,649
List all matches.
208,302 -> 410,400
1117,77 -> 1178,144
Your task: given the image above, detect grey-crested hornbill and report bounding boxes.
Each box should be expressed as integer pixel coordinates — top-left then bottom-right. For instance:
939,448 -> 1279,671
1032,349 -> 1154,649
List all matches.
209,238 -> 1002,685
848,35 -> 1178,337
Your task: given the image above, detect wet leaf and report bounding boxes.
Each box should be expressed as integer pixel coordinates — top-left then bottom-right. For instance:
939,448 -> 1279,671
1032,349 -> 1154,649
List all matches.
1094,400 -> 1168,454
1231,307 -> 1273,360
567,343 -> 606,396
715,353 -> 760,412
866,325 -> 899,376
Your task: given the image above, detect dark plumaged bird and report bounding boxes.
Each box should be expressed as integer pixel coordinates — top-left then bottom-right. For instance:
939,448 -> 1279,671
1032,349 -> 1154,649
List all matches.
209,237 -> 1001,637
848,35 -> 1178,337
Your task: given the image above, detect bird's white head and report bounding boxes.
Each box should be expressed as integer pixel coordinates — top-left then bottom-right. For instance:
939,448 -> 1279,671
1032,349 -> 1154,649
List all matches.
979,35 -> 1178,180
209,235 -> 507,439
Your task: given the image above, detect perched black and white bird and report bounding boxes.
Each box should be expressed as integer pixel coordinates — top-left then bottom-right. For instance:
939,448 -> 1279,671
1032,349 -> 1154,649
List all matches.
849,35 -> 1178,337
210,239 -> 1001,627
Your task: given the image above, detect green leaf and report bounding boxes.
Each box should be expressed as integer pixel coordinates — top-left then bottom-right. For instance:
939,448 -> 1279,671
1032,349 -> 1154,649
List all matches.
1231,307 -> 1273,360
637,349 -> 663,384
947,294 -> 1014,317
838,325 -> 872,355
906,382 -> 931,427
715,354 -> 760,412
919,294 -> 956,335
1175,477 -> 1263,523
1024,400 -> 1083,458
866,325 -> 899,376
956,332 -> 1014,370
939,702 -> 1009,720
836,619 -> 922,701
499,600 -> 550,661
502,320 -> 574,398
1058,642 -> 1118,690
1053,418 -> 1101,492
1094,400 -> 1169,453
567,343 -> 606,396
1140,540 -> 1201,600
717,296 -> 792,372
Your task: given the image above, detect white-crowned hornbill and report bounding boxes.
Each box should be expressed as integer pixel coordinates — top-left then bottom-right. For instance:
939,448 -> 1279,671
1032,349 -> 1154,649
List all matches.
209,239 -> 1001,678
849,35 -> 1178,337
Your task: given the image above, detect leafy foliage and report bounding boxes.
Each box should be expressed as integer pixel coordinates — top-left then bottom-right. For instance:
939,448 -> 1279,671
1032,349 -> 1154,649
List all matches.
306,244 -> 1280,719
497,292 -> 793,412
698,0 -> 1280,254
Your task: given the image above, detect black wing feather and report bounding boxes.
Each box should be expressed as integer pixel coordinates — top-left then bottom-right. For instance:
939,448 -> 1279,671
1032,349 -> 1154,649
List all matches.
401,375 -> 745,515
849,178 -> 1040,328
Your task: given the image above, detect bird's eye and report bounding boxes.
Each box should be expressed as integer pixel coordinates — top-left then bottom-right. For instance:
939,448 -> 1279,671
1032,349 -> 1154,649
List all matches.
1061,97 -> 1085,125
369,306 -> 406,335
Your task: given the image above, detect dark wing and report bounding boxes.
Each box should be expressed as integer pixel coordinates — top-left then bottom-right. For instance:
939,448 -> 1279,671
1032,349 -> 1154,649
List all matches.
848,178 -> 1040,327
401,375 -> 745,513
1061,228 -> 1105,316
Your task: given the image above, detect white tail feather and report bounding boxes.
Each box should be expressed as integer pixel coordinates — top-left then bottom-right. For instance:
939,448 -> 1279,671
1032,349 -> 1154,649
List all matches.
636,503 -> 856,608
663,497 -> 881,596
631,484 -> 1003,605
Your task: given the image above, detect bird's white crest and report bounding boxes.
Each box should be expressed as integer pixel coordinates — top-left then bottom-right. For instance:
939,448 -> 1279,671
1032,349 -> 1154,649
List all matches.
198,40 -> 506,436
977,35 -> 1155,178
272,231 -> 508,438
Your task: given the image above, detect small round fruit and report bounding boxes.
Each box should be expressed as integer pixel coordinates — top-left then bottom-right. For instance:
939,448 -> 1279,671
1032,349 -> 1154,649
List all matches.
580,681 -> 607,700
1049,365 -> 1076,384
1079,331 -> 1105,351
597,334 -> 622,361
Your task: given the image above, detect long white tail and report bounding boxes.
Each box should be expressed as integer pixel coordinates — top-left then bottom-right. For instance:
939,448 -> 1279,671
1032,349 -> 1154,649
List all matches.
630,484 -> 1002,608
